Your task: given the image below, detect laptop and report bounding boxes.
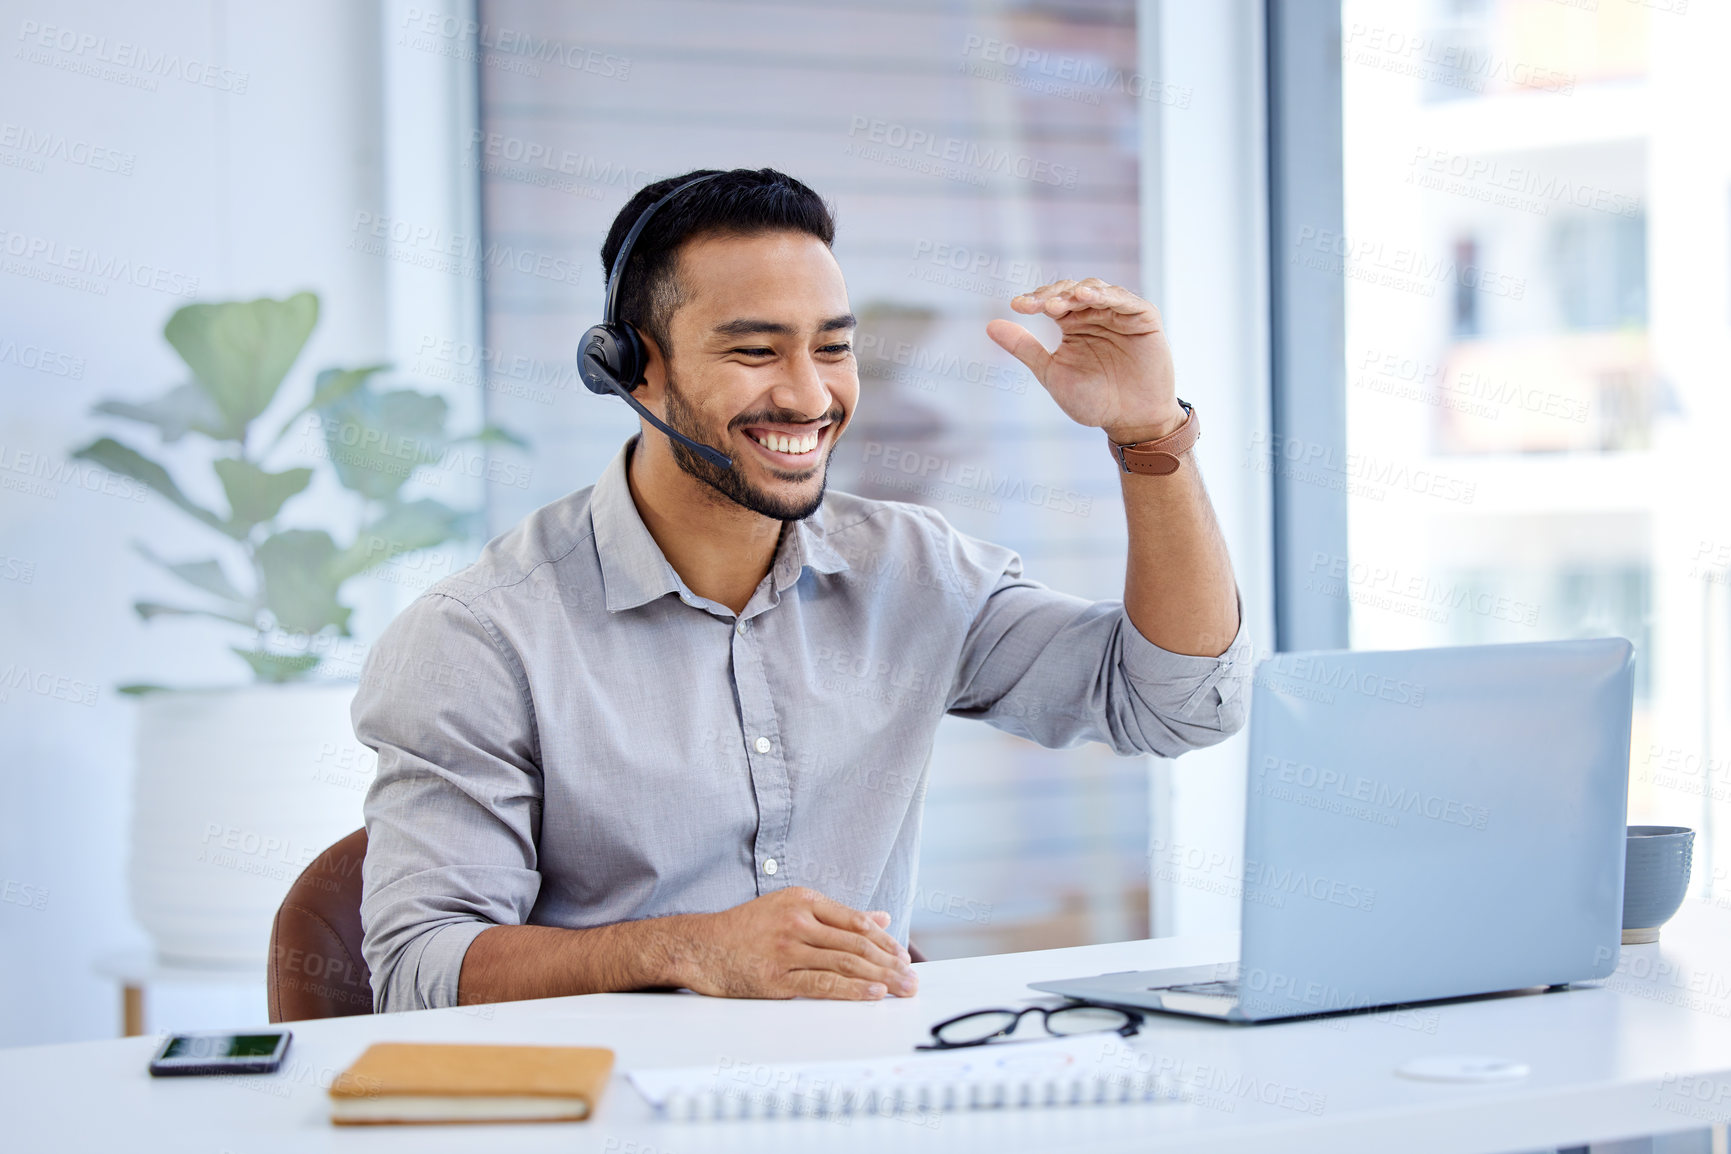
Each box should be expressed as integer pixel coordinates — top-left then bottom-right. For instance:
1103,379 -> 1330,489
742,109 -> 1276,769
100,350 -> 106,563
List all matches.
1033,638 -> 1636,1022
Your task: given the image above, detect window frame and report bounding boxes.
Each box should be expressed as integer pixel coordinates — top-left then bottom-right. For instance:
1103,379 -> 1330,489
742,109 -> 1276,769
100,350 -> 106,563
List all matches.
1265,0 -> 1349,652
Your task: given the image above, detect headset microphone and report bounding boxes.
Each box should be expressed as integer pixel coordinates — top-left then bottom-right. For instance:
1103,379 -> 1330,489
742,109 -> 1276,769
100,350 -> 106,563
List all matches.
578,173 -> 733,471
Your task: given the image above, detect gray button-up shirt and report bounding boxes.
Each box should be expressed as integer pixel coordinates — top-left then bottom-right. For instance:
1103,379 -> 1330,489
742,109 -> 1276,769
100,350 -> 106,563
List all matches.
354,438 -> 1252,1012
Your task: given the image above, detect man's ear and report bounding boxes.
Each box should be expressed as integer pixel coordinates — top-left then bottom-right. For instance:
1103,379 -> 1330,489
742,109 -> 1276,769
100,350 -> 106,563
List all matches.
635,329 -> 669,407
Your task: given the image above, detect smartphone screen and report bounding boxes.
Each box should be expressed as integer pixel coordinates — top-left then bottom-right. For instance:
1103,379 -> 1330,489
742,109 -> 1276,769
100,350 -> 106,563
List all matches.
149,1030 -> 291,1076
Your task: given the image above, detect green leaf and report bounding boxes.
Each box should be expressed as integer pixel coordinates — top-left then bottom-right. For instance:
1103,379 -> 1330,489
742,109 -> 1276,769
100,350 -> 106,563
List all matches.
133,600 -> 257,628
163,293 -> 319,440
267,364 -> 390,452
71,437 -> 239,538
118,683 -> 172,696
230,647 -> 322,683
92,383 -> 228,443
255,529 -> 352,636
319,387 -> 449,501
132,542 -> 249,604
309,364 -> 391,415
449,423 -> 529,450
213,458 -> 312,533
331,498 -> 470,582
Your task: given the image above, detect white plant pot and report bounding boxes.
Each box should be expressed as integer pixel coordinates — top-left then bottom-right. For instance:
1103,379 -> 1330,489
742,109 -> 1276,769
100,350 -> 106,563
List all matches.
129,682 -> 370,968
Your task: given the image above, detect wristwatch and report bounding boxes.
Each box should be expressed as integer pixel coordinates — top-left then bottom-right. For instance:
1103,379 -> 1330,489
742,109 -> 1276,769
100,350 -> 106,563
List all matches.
1107,400 -> 1199,476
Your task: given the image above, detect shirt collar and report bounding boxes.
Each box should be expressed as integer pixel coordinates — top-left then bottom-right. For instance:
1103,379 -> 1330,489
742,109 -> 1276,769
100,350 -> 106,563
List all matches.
772,496 -> 851,595
592,438 -> 850,614
591,440 -> 682,612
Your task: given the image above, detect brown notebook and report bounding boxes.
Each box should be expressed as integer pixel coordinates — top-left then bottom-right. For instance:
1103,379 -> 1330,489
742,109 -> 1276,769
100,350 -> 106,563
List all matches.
329,1042 -> 614,1125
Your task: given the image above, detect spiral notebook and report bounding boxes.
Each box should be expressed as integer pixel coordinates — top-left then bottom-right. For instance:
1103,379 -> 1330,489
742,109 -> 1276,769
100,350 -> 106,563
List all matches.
628,1036 -> 1179,1122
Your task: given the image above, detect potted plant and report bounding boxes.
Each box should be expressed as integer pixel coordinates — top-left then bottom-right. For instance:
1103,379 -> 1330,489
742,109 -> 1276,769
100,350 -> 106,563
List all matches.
73,292 -> 520,967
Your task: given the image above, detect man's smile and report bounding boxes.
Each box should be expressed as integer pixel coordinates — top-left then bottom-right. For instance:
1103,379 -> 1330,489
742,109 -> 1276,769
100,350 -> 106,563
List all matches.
741,421 -> 831,466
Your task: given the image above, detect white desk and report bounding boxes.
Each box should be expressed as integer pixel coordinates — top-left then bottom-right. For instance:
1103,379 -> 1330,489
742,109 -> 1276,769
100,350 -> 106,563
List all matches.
8,902 -> 1731,1154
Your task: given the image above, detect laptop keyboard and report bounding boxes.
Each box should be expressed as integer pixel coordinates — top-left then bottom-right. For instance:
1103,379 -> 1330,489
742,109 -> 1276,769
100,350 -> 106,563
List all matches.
1160,979 -> 1239,997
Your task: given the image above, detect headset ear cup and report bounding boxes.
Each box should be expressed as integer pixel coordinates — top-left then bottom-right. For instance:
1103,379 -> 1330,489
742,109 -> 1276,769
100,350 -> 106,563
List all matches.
577,323 -> 652,394
578,324 -> 630,395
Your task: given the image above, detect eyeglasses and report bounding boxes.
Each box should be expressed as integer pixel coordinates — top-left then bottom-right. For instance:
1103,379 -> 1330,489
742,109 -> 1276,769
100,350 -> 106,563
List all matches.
918,1001 -> 1143,1050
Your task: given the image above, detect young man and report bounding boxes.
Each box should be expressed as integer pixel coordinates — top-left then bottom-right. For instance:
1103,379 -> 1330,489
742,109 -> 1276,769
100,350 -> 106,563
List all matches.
354,167 -> 1250,1013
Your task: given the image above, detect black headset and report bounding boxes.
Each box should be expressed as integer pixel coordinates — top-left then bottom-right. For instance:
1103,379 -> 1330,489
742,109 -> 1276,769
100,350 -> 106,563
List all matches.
578,172 -> 732,469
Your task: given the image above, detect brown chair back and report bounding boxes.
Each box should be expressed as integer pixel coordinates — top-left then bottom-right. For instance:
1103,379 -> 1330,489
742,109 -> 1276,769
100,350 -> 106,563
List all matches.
267,827 -> 373,1022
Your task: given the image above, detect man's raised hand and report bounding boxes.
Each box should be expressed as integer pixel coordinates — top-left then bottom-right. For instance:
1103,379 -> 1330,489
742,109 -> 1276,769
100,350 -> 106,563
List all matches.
986,278 -> 1187,445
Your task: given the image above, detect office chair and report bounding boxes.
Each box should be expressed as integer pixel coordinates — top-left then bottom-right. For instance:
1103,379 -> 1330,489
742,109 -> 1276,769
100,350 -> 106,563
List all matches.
266,828 -> 929,1022
267,827 -> 374,1022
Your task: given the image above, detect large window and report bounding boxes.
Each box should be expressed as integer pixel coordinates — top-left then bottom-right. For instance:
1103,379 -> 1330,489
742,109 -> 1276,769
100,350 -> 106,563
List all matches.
1339,0 -> 1729,886
465,0 -> 1160,955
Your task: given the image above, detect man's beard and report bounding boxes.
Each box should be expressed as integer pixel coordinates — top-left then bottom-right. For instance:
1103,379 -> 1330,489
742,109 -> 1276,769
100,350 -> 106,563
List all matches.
660,371 -> 840,522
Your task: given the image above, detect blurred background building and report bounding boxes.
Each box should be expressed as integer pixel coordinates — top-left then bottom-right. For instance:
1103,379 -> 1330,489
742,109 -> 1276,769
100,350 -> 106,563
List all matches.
1338,0 -> 1729,891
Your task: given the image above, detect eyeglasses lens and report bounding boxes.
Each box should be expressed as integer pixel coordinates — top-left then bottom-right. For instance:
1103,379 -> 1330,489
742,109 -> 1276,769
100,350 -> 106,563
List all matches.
932,1010 -> 1022,1045
1044,1005 -> 1135,1035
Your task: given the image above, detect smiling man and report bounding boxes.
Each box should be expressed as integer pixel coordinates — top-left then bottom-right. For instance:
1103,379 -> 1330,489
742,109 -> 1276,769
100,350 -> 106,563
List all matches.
354,167 -> 1251,1013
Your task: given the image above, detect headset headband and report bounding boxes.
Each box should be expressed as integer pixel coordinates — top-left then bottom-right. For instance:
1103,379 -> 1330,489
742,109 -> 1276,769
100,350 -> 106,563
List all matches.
603,172 -> 723,327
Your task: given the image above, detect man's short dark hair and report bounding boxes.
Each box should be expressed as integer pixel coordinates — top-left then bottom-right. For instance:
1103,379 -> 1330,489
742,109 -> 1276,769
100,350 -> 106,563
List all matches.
599,167 -> 836,362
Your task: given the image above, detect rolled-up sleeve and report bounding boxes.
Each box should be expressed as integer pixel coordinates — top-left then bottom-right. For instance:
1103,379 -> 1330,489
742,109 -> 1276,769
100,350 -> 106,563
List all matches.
352,591 -> 543,1013
946,550 -> 1252,757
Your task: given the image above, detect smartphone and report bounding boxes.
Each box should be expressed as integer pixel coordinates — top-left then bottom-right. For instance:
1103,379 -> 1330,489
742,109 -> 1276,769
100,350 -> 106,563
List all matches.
148,1029 -> 292,1076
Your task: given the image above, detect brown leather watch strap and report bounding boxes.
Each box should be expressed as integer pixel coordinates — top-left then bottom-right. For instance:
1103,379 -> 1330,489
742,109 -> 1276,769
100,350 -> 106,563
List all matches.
1108,401 -> 1199,476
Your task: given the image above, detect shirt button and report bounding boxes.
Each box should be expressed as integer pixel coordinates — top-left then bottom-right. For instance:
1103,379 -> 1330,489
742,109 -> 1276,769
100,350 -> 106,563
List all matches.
736,620 -> 748,636
754,736 -> 771,754
763,858 -> 778,875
